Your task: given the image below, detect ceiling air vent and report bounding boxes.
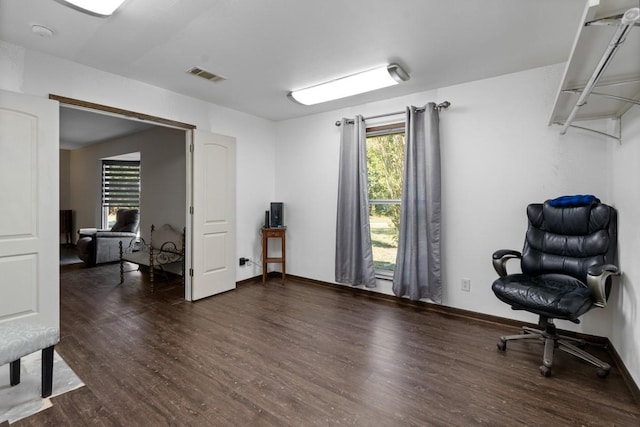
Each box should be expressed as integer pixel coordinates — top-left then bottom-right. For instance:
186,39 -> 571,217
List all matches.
186,67 -> 226,83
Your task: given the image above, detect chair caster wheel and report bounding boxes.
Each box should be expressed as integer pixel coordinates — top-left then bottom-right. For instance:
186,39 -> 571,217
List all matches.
497,340 -> 507,351
596,368 -> 610,378
539,365 -> 552,377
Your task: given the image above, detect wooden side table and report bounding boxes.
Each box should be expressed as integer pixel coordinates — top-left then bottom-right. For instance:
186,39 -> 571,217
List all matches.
262,227 -> 286,284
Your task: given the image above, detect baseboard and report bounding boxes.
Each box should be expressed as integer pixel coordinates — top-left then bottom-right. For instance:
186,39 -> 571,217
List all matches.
236,274 -> 263,286
237,272 -> 640,402
605,338 -> 640,404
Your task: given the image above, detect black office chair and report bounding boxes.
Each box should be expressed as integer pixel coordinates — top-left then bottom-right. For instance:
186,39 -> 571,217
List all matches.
491,197 -> 619,377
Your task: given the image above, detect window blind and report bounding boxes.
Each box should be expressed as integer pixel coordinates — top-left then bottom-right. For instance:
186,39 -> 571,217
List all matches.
102,160 -> 140,207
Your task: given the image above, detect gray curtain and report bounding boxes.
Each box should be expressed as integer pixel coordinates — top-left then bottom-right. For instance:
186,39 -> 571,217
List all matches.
393,104 -> 442,302
335,115 -> 377,288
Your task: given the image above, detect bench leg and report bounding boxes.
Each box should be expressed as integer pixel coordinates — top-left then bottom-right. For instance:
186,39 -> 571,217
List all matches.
10,359 -> 20,386
119,241 -> 124,284
41,345 -> 55,397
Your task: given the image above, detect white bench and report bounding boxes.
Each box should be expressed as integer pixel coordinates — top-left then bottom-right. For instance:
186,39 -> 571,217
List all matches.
0,320 -> 60,398
119,224 -> 185,289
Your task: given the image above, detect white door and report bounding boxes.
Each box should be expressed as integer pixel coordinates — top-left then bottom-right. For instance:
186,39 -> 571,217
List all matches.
189,130 -> 236,300
0,90 -> 59,327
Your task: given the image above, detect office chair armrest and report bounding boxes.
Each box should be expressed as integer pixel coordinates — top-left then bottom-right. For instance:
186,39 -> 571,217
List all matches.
587,264 -> 620,308
492,250 -> 522,277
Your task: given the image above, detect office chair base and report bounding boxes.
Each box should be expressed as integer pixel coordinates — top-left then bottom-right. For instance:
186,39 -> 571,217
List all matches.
497,325 -> 611,378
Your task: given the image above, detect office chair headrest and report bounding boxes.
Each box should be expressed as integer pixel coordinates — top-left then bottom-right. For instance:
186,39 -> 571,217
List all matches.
530,201 -> 612,236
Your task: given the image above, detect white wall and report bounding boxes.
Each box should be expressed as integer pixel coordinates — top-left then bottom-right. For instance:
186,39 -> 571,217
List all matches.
611,105 -> 640,386
437,65 -> 612,331
68,127 -> 186,244
0,40 -> 276,282
275,63 -> 615,333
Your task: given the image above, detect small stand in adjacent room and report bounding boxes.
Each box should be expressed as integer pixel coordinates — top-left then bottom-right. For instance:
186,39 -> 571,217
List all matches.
60,210 -> 73,246
262,227 -> 286,284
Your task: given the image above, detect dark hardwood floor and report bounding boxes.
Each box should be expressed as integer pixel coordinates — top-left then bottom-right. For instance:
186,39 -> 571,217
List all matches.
14,259 -> 640,426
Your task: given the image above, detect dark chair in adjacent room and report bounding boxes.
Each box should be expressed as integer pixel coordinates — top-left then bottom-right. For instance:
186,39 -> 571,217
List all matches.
77,208 -> 140,266
491,197 -> 619,377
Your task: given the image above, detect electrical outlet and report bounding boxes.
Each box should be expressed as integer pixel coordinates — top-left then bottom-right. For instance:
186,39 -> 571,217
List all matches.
461,278 -> 471,292
239,257 -> 247,266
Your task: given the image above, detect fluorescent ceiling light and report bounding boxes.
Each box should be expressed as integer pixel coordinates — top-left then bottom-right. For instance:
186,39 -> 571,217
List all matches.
58,0 -> 127,16
289,64 -> 410,106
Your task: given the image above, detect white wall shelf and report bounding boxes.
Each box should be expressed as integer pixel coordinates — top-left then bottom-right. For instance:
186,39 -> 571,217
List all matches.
549,0 -> 640,140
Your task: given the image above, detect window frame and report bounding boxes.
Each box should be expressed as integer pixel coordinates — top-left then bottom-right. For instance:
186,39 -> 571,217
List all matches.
366,122 -> 405,279
101,159 -> 141,229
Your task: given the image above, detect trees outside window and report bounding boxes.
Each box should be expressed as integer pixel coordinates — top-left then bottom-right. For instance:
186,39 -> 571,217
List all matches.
366,126 -> 405,276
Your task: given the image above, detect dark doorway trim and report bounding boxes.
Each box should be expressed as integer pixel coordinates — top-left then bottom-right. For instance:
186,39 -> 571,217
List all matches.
49,94 -> 196,130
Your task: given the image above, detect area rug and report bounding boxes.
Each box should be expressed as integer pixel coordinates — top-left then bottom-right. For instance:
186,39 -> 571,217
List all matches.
0,351 -> 84,424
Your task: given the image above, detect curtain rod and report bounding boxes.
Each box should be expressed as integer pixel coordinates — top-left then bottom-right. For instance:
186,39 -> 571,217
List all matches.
334,101 -> 451,126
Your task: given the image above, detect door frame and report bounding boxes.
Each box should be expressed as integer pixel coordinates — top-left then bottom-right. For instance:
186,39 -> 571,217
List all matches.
51,94 -> 197,299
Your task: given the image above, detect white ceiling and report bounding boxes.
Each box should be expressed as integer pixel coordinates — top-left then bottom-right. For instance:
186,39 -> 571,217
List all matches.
59,106 -> 156,148
1,0 -> 588,140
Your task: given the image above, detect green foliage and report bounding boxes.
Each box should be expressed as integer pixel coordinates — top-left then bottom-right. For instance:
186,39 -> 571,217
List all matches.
367,133 -> 404,200
367,133 -> 405,239
370,214 -> 399,271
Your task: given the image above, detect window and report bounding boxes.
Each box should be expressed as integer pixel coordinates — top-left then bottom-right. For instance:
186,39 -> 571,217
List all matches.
101,160 -> 141,229
366,124 -> 405,277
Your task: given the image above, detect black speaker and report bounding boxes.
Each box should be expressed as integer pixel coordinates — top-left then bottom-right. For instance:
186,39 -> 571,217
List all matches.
270,202 -> 284,227
264,210 -> 270,228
